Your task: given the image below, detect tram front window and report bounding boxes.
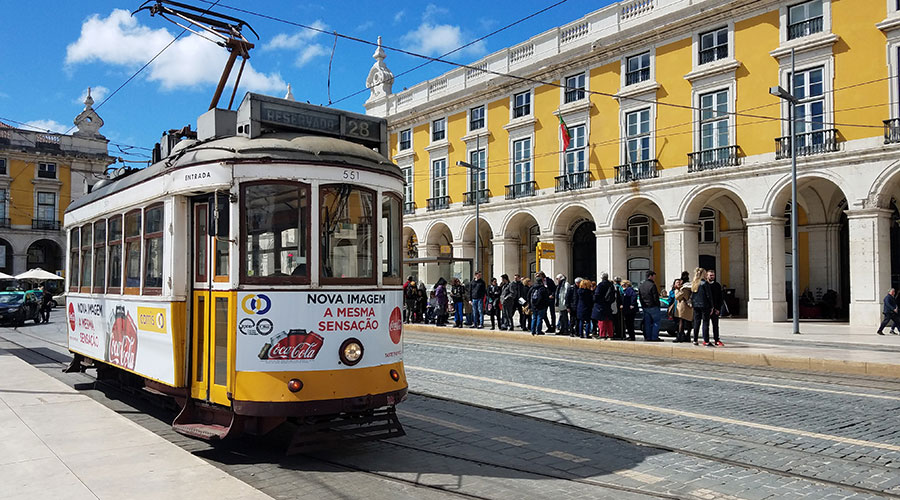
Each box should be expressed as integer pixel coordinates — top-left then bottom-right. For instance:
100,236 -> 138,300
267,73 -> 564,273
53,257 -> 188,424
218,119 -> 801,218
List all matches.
321,184 -> 374,281
243,182 -> 309,281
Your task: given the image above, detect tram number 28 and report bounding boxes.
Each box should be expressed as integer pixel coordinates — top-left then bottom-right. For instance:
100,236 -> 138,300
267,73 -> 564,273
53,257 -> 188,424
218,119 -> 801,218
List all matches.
347,119 -> 370,138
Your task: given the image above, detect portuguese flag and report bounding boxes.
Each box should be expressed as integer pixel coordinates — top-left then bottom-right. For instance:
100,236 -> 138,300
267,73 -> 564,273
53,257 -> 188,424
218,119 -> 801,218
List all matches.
559,115 -> 571,151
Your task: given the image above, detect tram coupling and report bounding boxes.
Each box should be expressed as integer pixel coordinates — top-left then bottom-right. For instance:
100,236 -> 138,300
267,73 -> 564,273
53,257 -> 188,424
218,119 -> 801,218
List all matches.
286,407 -> 405,456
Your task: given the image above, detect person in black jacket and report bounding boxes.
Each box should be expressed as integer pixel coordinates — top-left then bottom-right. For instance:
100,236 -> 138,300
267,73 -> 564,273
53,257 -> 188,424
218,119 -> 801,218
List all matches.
469,272 -> 487,329
486,277 -> 501,330
575,278 -> 593,338
877,288 -> 898,335
690,268 -> 713,346
499,274 -> 518,331
529,272 -> 550,335
706,270 -> 724,346
514,274 -> 528,331
564,277 -> 579,335
543,275 -> 557,333
638,271 -> 661,341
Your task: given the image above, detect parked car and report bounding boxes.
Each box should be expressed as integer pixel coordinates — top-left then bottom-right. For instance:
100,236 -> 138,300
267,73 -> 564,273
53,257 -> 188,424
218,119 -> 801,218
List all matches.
51,292 -> 65,308
0,291 -> 42,326
633,296 -> 678,337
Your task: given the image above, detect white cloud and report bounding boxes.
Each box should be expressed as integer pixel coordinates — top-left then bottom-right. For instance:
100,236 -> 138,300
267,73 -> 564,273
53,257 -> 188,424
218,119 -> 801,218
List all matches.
65,9 -> 285,94
75,86 -> 109,105
296,44 -> 329,67
264,21 -> 327,50
393,10 -> 406,24
422,4 -> 449,23
401,23 -> 486,57
24,120 -> 68,134
356,20 -> 374,32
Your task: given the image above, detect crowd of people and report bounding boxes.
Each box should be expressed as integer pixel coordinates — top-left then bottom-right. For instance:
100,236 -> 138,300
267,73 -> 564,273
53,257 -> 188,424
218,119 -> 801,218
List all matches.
402,267 -> 727,346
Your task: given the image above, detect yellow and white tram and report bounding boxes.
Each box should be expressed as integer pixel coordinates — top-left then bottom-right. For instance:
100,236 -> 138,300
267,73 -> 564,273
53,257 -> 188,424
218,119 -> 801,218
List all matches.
64,93 -> 407,440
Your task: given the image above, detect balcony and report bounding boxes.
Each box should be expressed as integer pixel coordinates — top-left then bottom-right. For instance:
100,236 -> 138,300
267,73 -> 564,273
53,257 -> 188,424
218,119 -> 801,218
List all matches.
698,46 -> 727,65
505,181 -> 536,200
615,159 -> 659,184
787,17 -> 823,40
884,119 -> 900,144
555,171 -> 592,192
32,219 -> 60,230
426,196 -> 450,211
403,201 -> 416,215
625,68 -> 650,86
774,129 -> 839,160
0,218 -> 9,228
462,189 -> 490,206
687,145 -> 740,172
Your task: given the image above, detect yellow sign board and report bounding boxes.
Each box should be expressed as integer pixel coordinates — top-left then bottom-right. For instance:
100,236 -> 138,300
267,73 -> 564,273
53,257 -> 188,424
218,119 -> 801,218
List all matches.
536,242 -> 556,260
439,245 -> 452,255
136,307 -> 168,334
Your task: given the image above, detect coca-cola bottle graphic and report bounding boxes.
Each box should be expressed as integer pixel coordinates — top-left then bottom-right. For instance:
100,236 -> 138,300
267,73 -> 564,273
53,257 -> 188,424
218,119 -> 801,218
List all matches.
108,305 -> 138,370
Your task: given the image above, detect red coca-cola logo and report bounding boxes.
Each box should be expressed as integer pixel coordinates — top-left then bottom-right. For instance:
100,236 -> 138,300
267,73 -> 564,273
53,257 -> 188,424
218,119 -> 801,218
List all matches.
68,303 -> 76,332
259,330 -> 324,361
389,306 -> 402,344
109,308 -> 138,370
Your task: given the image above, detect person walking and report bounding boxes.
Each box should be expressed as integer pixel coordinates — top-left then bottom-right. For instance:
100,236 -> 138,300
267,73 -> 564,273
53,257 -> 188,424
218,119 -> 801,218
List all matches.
469,272 -> 487,329
40,282 -> 53,323
434,278 -> 449,326
487,277 -> 501,330
500,274 -> 517,331
690,268 -> 713,346
415,282 -> 427,323
707,269 -> 725,346
564,277 -> 579,335
575,278 -> 594,338
877,288 -> 899,335
556,274 -> 570,334
621,280 -> 638,341
638,271 -> 662,341
450,278 -> 465,328
404,279 -> 418,324
511,274 -> 525,331
543,274 -> 557,333
674,279 -> 694,343
592,273 -> 617,339
529,273 -> 550,336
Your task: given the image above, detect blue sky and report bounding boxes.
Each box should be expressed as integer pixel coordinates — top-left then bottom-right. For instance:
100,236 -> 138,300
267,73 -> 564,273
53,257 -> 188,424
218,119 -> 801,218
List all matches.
0,1 -> 608,166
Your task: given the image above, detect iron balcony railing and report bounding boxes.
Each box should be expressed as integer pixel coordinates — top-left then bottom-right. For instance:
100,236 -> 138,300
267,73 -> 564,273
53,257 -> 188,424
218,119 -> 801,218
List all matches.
0,218 -> 9,228
32,219 -> 60,230
463,189 -> 490,206
426,196 -> 450,211
403,201 -> 416,215
614,159 -> 659,184
625,68 -> 650,86
775,129 -> 839,159
687,145 -> 740,172
698,45 -> 728,65
884,118 -> 900,144
554,171 -> 592,192
787,16 -> 823,40
564,88 -> 585,103
505,181 -> 536,200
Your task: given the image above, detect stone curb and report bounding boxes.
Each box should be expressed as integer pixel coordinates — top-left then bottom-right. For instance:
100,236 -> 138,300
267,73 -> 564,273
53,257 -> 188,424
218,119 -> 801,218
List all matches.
405,324 -> 900,379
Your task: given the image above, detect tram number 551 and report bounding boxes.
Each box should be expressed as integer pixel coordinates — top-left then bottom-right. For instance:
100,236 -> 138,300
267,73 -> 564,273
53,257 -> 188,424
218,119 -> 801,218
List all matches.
343,170 -> 360,181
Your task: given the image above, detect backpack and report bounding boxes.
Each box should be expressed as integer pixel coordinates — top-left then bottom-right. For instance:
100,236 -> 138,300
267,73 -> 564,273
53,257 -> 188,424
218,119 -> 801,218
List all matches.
405,285 -> 417,301
531,287 -> 544,309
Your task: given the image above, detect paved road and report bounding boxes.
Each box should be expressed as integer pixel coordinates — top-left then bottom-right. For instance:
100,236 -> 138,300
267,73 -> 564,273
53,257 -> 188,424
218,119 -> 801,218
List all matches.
3,319 -> 900,499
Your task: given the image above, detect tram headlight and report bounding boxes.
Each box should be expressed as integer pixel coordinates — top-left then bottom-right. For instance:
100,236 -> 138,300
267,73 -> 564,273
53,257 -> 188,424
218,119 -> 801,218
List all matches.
339,338 -> 364,366
390,369 -> 400,382
287,378 -> 303,392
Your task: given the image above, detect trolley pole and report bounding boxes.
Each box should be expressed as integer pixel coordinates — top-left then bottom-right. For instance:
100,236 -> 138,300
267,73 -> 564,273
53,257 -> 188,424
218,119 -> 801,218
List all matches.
457,135 -> 484,278
770,48 -> 801,334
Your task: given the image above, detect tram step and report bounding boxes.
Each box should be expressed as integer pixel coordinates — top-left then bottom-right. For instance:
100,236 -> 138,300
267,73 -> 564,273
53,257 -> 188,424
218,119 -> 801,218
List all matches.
172,399 -> 239,440
286,407 -> 406,455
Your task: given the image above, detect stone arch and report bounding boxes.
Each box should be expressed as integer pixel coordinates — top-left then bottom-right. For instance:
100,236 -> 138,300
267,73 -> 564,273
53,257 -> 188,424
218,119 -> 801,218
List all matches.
460,216 -> 494,278
678,183 -> 749,225
764,171 -> 852,219
500,208 -> 541,239
868,163 -> 900,209
607,194 -> 666,230
26,239 -> 62,274
402,226 -> 419,259
423,221 -> 453,248
550,203 -> 594,236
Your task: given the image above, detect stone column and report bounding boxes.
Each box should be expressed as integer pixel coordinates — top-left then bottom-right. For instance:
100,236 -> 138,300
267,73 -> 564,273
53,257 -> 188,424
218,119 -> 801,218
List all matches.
845,208 -> 892,327
492,238 -> 519,279
595,228 -> 627,279
744,216 -> 787,322
662,223 -> 699,287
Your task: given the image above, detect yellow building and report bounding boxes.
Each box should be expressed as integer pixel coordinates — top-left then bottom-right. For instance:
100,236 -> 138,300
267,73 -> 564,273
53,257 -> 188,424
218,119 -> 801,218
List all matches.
0,92 -> 114,277
365,0 -> 900,328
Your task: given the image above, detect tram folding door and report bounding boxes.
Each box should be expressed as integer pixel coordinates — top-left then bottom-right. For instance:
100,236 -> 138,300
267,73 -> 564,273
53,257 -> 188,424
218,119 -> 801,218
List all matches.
190,200 -> 233,406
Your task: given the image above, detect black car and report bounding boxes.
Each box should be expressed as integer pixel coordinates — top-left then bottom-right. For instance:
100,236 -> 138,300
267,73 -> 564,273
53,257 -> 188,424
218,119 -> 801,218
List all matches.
0,291 -> 42,326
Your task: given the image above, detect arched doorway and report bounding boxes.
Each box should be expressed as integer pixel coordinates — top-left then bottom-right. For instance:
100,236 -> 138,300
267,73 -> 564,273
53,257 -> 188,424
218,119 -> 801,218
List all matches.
461,217 -> 493,279
502,211 -> 541,278
572,221 -> 596,281
0,238 -> 12,275
26,239 -> 62,274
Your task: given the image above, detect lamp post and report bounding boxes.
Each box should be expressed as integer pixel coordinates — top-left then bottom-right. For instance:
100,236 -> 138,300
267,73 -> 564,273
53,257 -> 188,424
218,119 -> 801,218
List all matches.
457,148 -> 484,278
769,48 -> 800,335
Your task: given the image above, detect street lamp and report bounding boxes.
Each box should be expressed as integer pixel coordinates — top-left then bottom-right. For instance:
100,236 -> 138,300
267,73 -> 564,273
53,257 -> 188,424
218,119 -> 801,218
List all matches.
457,155 -> 484,278
769,48 -> 800,335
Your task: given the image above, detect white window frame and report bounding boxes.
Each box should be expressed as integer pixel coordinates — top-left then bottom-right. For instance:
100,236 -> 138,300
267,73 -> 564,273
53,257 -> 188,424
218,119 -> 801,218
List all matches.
35,191 -> 57,223
882,28 -> 900,120
776,52 -> 834,138
699,208 -> 718,243
0,188 -> 7,222
779,0 -> 832,44
431,117 -> 446,143
698,88 -> 731,152
627,215 -> 650,248
402,166 -> 414,205
562,123 -> 587,174
468,105 -> 486,132
698,26 -> 729,66
624,51 -> 652,87
512,91 -> 532,119
619,96 -> 657,165
563,72 -> 586,104
791,66 -> 827,136
398,129 -> 412,151
624,108 -> 652,164
37,162 -> 57,180
431,158 -> 448,200
468,148 -> 487,193
511,137 -> 533,185
0,158 -> 7,176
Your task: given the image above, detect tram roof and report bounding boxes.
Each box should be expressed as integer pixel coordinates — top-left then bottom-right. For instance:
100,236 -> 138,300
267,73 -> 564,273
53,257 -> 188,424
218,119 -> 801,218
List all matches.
67,133 -> 402,213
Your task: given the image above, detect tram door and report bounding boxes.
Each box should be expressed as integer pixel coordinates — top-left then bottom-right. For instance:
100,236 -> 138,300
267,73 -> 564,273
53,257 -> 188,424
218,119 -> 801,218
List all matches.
190,199 -> 232,406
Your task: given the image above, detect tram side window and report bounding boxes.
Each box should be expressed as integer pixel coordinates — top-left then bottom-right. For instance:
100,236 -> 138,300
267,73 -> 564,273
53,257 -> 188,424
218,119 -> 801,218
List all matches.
108,215 -> 123,293
69,229 -> 79,292
195,204 -> 208,282
242,182 -> 309,282
143,204 -> 164,294
321,184 -> 375,282
124,210 -> 142,293
381,193 -> 402,284
80,224 -> 92,292
93,220 -> 106,293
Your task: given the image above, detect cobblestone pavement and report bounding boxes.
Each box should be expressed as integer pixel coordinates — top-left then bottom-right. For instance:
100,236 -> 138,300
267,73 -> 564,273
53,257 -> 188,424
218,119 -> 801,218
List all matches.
3,320 -> 900,499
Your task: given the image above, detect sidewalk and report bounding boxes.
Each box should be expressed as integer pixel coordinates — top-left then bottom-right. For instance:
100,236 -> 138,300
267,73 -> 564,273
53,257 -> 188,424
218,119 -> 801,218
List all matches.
0,350 -> 271,500
406,318 -> 900,379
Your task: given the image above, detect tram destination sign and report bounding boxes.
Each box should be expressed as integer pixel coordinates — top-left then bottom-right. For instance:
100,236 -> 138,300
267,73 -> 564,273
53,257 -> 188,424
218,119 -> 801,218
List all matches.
240,93 -> 386,154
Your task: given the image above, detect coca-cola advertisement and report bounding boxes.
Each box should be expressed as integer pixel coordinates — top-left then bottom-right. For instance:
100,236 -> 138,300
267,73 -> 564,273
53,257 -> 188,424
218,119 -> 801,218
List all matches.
236,291 -> 403,372
258,329 -> 324,361
109,305 -> 138,371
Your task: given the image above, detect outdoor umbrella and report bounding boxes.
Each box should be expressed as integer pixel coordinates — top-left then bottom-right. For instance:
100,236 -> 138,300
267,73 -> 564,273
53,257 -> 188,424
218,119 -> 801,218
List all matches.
0,271 -> 13,280
15,268 -> 64,281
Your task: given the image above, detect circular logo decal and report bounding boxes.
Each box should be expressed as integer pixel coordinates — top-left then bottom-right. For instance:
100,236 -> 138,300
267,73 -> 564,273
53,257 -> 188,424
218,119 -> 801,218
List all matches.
68,303 -> 76,332
155,312 -> 165,330
239,318 -> 256,335
241,294 -> 271,315
256,318 -> 273,336
389,306 -> 402,344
